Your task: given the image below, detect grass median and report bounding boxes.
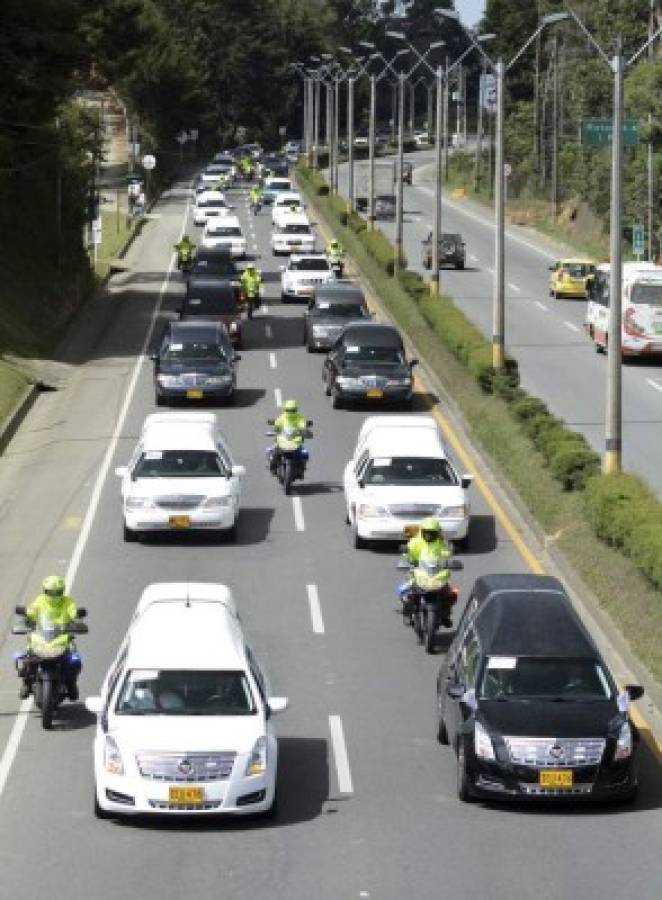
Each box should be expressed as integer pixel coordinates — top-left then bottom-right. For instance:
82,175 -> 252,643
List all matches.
299,166 -> 662,684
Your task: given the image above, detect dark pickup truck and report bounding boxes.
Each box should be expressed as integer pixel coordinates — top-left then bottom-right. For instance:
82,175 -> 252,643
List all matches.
422,232 -> 466,270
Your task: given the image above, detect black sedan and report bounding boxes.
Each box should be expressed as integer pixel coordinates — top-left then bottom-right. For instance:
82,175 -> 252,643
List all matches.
304,283 -> 370,352
322,322 -> 417,409
152,321 -> 239,405
437,574 -> 643,803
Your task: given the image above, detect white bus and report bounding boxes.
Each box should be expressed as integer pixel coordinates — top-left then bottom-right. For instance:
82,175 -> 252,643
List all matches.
585,261 -> 662,357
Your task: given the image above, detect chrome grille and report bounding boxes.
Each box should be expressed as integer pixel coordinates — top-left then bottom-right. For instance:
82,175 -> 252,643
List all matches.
154,495 -> 205,511
136,751 -> 236,782
504,737 -> 605,768
149,799 -> 222,810
387,504 -> 440,519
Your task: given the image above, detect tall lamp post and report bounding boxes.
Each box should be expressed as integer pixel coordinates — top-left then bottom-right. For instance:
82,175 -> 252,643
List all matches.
338,49 -> 372,213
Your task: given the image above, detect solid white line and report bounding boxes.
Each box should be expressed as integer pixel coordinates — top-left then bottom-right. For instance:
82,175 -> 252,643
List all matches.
646,377 -> 662,393
564,320 -> 580,333
534,300 -> 549,311
0,190 -> 192,802
328,715 -> 354,794
508,282 -> 521,293
274,387 -> 283,407
269,352 -> 277,369
265,324 -> 273,339
292,496 -> 305,531
306,584 -> 325,634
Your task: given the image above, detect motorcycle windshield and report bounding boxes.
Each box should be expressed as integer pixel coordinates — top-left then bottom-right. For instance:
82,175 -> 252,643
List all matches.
30,614 -> 70,659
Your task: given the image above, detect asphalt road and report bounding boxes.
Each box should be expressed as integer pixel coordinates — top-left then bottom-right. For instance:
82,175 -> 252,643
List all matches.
336,152 -> 662,497
0,173 -> 660,900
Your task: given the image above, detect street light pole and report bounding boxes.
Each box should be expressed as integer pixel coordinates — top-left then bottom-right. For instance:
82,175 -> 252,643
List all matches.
431,64 -> 443,295
474,59 -> 485,191
368,74 -> 376,231
347,74 -> 355,211
442,58 -> 449,180
493,58 -> 506,369
333,73 -> 340,194
395,72 -> 405,273
313,77 -> 320,169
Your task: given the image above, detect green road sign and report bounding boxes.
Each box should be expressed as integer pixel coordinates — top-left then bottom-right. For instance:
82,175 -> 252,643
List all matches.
633,223 -> 645,256
581,118 -> 638,147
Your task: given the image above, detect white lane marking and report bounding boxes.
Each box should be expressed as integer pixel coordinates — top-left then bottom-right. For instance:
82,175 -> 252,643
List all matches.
646,377 -> 662,393
564,320 -> 580,333
329,715 -> 354,794
0,192 -> 192,802
263,304 -> 269,314
292,496 -> 305,532
486,266 -> 494,275
306,584 -> 325,634
508,282 -> 521,293
274,387 -> 283,406
269,351 -> 277,369
469,253 -> 478,263
535,300 -> 549,311
265,323 -> 273,339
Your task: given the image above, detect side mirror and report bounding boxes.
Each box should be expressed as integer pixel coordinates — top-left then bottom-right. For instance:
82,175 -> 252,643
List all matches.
306,419 -> 313,427
626,684 -> 644,702
15,605 -> 26,616
409,358 -> 419,368
446,558 -> 463,571
460,474 -> 473,490
267,696 -> 288,716
68,621 -> 88,635
77,607 -> 88,618
85,696 -> 103,715
231,465 -> 246,478
548,265 -> 556,271
115,466 -> 128,479
447,683 -> 466,700
396,560 -> 410,570
149,353 -> 158,362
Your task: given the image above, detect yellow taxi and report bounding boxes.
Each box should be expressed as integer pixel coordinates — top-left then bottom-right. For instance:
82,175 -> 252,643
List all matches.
548,258 -> 596,299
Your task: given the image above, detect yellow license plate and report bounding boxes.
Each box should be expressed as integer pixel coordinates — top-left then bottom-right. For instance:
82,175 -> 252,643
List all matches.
168,786 -> 205,805
186,389 -> 204,399
403,524 -> 418,537
169,515 -> 191,528
539,769 -> 573,788
366,388 -> 383,398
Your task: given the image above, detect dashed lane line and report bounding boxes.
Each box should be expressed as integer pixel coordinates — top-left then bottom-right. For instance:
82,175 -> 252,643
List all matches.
534,300 -> 549,311
292,496 -> 305,532
564,320 -> 580,333
508,282 -> 521,293
274,387 -> 283,407
269,351 -> 277,369
265,323 -> 273,340
306,584 -> 325,634
329,715 -> 354,794
646,378 -> 662,394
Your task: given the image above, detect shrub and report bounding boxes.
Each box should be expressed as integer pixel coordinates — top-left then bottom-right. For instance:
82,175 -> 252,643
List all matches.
549,442 -> 601,491
584,474 -> 661,549
511,396 -> 549,422
346,210 -> 367,234
397,268 -> 428,301
360,228 -> 406,275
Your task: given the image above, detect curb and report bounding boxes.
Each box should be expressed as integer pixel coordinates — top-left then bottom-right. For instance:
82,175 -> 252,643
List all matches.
0,383 -> 41,456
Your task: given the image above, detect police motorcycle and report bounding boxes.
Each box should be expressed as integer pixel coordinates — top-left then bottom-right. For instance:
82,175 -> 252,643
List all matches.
12,606 -> 88,729
265,419 -> 313,495
396,553 -> 462,653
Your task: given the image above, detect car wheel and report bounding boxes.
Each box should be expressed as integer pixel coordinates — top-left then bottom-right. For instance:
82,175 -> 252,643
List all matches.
331,389 -> 344,409
281,292 -> 289,304
456,739 -> 474,802
223,522 -> 237,542
94,789 -> 112,820
155,394 -> 166,407
123,523 -> 139,543
323,374 -> 331,397
263,789 -> 279,820
456,261 -> 464,270
353,525 -> 367,550
437,712 -> 449,745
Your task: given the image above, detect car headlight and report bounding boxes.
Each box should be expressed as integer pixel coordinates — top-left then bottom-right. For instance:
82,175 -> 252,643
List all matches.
202,496 -> 232,509
386,377 -> 411,387
358,503 -> 388,518
474,720 -> 495,761
245,736 -> 267,776
204,375 -> 232,386
441,505 -> 468,518
312,325 -> 330,335
157,374 -> 183,387
104,735 -> 124,775
229,322 -> 239,333
614,720 -> 633,760
125,496 -> 155,511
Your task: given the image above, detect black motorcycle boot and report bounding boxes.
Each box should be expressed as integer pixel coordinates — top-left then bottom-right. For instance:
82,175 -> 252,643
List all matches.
19,680 -> 31,700
67,680 -> 79,702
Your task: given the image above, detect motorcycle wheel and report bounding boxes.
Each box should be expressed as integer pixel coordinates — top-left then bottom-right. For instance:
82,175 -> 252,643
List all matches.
41,679 -> 55,730
34,680 -> 43,710
425,608 -> 438,654
247,303 -> 253,320
414,603 -> 426,645
283,458 -> 294,496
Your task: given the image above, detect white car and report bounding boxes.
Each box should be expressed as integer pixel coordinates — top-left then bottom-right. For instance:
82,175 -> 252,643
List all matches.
271,213 -> 315,255
199,163 -> 234,187
342,415 -> 473,548
271,192 -> 304,226
281,253 -> 335,302
201,215 -> 247,256
193,191 -> 232,226
86,582 -> 287,818
262,176 -> 293,206
115,412 -> 245,541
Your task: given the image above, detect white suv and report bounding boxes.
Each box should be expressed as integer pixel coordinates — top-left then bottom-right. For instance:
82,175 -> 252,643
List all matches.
115,412 -> 245,541
271,192 -> 304,227
86,583 -> 287,818
281,253 -> 335,302
201,215 -> 247,257
271,213 -> 315,255
343,415 -> 473,548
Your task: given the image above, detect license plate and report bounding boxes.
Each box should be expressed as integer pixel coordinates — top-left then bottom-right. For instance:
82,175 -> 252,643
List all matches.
403,524 -> 418,537
366,388 -> 383,398
169,515 -> 191,528
539,769 -> 573,788
168,786 -> 204,805
186,389 -> 204,399
289,241 -> 302,246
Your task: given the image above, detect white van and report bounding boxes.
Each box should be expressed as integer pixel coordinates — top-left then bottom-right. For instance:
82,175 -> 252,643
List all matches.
342,415 -> 472,549
585,261 -> 662,357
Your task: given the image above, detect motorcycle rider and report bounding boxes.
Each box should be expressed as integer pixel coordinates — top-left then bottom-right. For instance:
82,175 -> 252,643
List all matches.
240,155 -> 253,180
326,238 -> 345,275
404,518 -> 453,626
249,183 -> 263,212
18,576 -> 80,700
269,399 -> 307,473
174,234 -> 196,269
239,263 -> 262,311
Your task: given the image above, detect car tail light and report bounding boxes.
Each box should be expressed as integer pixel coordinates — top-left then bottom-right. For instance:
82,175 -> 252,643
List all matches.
623,307 -> 646,337
449,585 -> 459,604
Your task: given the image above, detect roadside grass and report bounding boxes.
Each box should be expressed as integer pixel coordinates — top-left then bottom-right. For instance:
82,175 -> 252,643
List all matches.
93,208 -> 141,280
301,175 -> 662,683
0,359 -> 33,426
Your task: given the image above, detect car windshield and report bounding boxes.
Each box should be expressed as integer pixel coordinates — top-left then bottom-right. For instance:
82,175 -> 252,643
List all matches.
277,196 -> 300,206
290,259 -> 330,271
116,669 -> 256,716
198,200 -> 226,209
133,450 -> 225,478
205,166 -> 224,174
268,181 -> 291,191
563,263 -> 594,278
282,225 -> 311,235
314,302 -> 366,318
192,259 -> 235,276
163,341 -> 228,362
479,657 -> 612,702
208,226 -> 242,237
631,282 -> 662,306
343,346 -> 403,364
365,457 -> 456,486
